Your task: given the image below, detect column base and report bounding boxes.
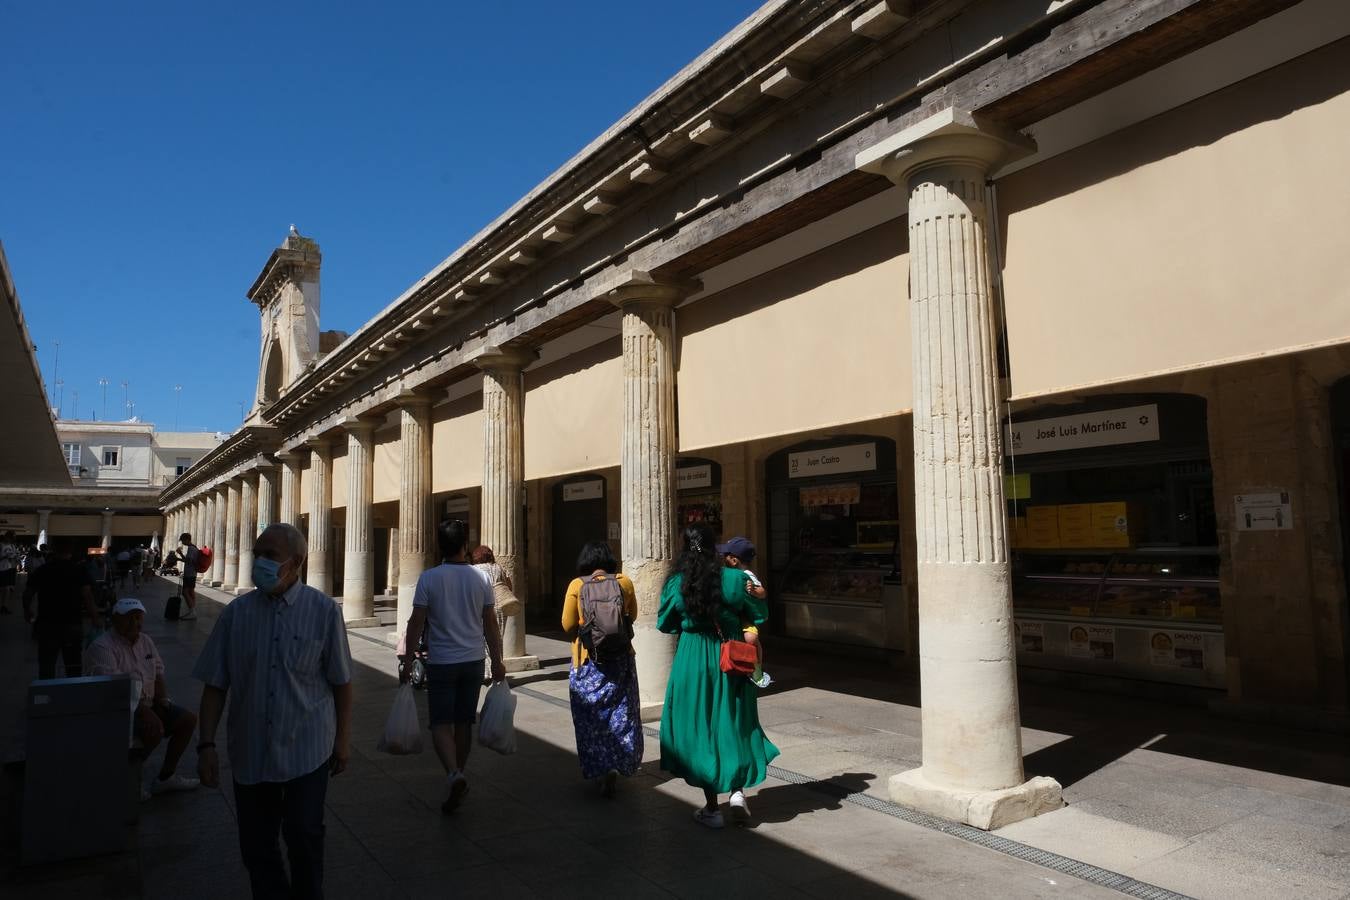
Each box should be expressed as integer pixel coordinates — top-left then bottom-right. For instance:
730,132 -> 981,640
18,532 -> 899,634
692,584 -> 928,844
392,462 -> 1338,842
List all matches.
503,655 -> 539,674
639,700 -> 664,723
343,617 -> 381,629
888,767 -> 1063,831
233,587 -> 253,596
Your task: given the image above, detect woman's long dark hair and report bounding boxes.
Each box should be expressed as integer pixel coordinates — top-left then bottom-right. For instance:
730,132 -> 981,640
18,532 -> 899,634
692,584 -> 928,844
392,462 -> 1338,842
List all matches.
672,523 -> 722,623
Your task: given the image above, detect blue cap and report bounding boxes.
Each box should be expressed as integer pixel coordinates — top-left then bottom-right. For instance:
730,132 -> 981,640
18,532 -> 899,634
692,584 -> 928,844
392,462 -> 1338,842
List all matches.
716,536 -> 756,561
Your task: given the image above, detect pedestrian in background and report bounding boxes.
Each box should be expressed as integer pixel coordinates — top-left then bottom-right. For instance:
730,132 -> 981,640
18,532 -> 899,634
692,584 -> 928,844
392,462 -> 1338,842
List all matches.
469,544 -> 517,680
403,519 -> 506,814
194,523 -> 353,900
658,523 -> 779,828
561,539 -> 642,797
23,545 -> 99,679
177,533 -> 200,620
0,530 -> 20,614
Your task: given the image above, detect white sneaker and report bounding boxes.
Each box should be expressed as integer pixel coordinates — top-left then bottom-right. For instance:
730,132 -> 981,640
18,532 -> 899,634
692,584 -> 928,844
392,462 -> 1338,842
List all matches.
693,806 -> 724,829
152,773 -> 200,793
729,790 -> 751,825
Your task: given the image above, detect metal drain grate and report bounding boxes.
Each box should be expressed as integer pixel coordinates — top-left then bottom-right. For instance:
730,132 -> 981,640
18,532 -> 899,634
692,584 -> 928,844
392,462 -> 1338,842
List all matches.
514,684 -> 1194,900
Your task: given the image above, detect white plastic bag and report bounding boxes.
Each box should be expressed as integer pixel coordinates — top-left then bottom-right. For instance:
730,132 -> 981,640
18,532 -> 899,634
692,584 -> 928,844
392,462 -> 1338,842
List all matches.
477,681 -> 517,755
377,684 -> 424,755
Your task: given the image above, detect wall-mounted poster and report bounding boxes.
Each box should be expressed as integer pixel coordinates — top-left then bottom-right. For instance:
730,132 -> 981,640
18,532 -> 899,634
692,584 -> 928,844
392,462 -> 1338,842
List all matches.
1150,630 -> 1205,669
1015,620 -> 1044,654
1069,624 -> 1115,660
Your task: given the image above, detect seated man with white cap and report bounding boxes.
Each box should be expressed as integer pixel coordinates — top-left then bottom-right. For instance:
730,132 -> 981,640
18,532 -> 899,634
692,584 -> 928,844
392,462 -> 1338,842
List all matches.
84,598 -> 201,797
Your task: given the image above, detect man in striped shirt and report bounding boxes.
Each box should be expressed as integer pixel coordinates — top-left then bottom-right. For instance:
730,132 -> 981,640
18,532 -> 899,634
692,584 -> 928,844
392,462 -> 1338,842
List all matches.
194,523 -> 353,900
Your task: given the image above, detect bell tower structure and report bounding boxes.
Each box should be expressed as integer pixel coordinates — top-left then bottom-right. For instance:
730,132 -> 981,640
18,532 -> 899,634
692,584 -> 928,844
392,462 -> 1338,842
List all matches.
247,228 -> 321,420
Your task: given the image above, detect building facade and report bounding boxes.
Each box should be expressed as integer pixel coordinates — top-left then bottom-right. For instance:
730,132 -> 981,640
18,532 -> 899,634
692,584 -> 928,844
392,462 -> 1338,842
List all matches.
160,0 -> 1350,828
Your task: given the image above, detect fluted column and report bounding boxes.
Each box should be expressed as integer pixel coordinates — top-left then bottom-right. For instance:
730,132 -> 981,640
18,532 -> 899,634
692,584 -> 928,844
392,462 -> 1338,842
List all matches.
257,462 -> 277,533
858,108 -> 1060,829
211,486 -> 227,585
306,438 -> 333,595
342,417 -> 379,627
223,480 -> 242,590
100,510 -> 114,550
396,391 -> 433,636
236,474 -> 258,594
277,450 -> 302,526
604,273 -> 696,716
472,346 -> 539,671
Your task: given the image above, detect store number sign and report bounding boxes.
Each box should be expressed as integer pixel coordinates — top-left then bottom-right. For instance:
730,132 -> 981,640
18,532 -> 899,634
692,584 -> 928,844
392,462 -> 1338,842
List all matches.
562,480 -> 604,502
677,465 -> 712,491
788,443 -> 877,479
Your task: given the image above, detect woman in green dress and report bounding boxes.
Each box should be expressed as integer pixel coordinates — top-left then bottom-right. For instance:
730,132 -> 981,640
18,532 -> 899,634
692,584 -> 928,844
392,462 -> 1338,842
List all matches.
658,523 -> 780,827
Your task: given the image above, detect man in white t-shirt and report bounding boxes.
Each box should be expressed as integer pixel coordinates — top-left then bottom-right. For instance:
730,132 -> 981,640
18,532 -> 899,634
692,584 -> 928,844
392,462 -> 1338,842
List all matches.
402,519 -> 505,814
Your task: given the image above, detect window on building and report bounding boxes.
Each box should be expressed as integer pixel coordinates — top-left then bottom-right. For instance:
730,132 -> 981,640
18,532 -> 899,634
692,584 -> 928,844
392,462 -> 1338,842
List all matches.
175,457 -> 192,476
63,442 -> 81,474
102,447 -> 120,468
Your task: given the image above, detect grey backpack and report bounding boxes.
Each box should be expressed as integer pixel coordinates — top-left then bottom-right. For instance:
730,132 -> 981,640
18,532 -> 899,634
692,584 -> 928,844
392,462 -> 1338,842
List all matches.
577,574 -> 633,663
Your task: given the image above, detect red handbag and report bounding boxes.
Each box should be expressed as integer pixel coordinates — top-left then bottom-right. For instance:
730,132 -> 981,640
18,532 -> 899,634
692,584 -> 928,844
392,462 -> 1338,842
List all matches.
717,625 -> 757,675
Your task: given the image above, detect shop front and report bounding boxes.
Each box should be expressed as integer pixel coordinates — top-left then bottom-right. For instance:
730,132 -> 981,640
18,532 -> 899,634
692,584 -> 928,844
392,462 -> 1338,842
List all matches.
765,436 -> 906,651
550,474 -> 607,613
1006,395 -> 1225,688
676,458 -> 722,538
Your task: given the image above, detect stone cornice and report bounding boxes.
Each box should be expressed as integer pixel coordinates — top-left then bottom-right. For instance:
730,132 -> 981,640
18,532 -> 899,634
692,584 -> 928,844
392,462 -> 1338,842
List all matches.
248,238 -> 322,309
157,425 -> 279,506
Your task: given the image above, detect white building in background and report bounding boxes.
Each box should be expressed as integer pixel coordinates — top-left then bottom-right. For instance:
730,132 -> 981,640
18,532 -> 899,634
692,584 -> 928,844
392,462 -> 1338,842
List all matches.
55,421 -> 221,489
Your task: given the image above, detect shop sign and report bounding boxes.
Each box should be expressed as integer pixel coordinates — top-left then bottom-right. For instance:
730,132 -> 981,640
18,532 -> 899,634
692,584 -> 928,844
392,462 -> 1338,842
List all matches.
799,482 -> 862,508
1234,491 -> 1292,531
444,496 -> 470,515
0,514 -> 38,533
677,464 -> 713,491
1015,620 -> 1044,654
562,480 -> 603,502
1149,630 -> 1205,669
1067,624 -> 1115,660
788,442 -> 877,479
1006,404 -> 1160,455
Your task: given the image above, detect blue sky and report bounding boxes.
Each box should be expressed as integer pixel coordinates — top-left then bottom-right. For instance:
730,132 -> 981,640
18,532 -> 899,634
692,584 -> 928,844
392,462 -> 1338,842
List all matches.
2,1 -> 759,433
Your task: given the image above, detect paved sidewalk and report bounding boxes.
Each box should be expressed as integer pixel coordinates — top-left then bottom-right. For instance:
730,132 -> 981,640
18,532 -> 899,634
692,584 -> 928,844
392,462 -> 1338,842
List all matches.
0,575 -> 1346,899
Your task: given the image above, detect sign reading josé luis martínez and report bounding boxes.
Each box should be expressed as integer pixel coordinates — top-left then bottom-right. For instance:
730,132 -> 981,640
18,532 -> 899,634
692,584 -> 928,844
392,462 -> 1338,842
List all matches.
1006,404 -> 1160,455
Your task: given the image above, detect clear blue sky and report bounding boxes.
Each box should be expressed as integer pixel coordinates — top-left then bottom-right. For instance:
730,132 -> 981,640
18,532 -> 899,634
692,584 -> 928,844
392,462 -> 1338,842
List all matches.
2,1 -> 759,434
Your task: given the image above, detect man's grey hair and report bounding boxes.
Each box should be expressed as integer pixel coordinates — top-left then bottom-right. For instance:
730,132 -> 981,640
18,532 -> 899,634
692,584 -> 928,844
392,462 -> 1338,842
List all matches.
265,522 -> 308,562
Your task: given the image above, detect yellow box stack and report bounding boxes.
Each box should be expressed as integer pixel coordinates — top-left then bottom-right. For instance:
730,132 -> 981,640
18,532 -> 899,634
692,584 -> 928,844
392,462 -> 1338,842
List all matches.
1089,501 -> 1133,548
1057,504 -> 1094,548
1024,506 -> 1060,548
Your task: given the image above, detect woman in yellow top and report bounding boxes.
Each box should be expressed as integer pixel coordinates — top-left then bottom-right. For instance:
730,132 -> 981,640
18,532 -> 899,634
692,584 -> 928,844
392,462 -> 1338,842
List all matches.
561,540 -> 643,797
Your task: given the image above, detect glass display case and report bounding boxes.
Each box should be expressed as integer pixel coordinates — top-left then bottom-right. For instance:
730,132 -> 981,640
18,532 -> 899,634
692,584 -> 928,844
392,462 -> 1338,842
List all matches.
779,548 -> 897,605
1012,547 -> 1221,625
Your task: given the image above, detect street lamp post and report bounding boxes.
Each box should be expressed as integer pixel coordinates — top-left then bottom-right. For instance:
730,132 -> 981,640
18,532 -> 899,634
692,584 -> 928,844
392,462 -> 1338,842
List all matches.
174,384 -> 183,431
99,377 -> 109,420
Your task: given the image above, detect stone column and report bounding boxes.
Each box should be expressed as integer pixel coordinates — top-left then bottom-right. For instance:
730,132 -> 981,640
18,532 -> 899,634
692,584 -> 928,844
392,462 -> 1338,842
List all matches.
396,390 -> 433,636
342,417 -> 379,627
386,527 -> 400,595
257,462 -> 278,533
277,450 -> 302,526
100,510 -> 114,550
857,108 -> 1061,829
472,347 -> 540,672
211,486 -> 227,585
223,480 -> 241,590
306,438 -> 333,595
237,473 -> 258,594
36,508 -> 51,548
603,272 -> 695,717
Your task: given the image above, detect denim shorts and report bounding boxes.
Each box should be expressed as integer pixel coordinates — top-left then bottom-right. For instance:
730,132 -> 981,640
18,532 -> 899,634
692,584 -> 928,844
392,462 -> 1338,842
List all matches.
427,661 -> 485,726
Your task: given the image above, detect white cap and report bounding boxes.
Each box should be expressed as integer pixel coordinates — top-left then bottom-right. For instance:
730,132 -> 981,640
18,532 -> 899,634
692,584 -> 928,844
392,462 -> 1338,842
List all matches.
112,598 -> 146,616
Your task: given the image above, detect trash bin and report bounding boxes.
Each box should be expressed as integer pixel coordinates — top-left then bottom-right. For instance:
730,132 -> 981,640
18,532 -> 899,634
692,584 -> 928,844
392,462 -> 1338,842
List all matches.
22,674 -> 134,865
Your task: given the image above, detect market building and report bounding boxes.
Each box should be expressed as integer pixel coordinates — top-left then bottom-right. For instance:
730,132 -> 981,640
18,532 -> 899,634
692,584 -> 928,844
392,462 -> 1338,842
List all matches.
158,0 -> 1350,828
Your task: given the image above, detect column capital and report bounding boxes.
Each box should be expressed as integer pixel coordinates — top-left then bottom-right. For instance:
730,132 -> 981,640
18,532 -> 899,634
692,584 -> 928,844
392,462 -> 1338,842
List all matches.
250,454 -> 277,471
600,270 -> 700,308
855,107 -> 1034,186
340,414 -> 381,435
470,345 -> 538,375
275,448 -> 305,463
394,388 -> 436,411
305,434 -> 333,452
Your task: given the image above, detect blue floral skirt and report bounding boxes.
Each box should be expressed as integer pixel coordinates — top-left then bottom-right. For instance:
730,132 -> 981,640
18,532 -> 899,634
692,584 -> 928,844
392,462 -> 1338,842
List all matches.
568,655 -> 644,780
